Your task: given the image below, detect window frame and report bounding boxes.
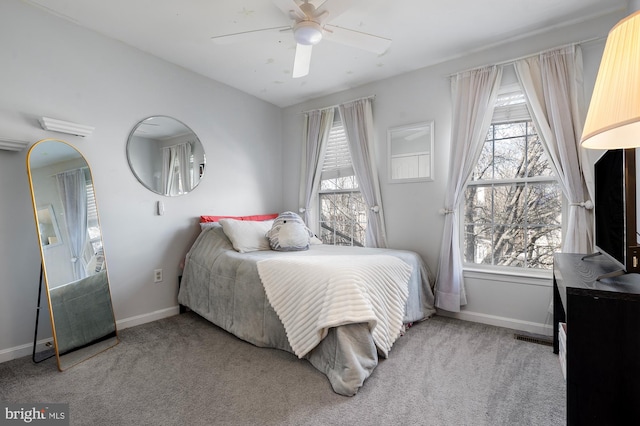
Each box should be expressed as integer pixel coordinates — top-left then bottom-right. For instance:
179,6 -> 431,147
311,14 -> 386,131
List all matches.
317,190 -> 366,247
316,111 -> 367,247
459,85 -> 565,275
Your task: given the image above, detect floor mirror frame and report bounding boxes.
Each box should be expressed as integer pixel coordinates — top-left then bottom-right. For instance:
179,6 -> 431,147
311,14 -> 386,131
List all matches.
26,138 -> 119,371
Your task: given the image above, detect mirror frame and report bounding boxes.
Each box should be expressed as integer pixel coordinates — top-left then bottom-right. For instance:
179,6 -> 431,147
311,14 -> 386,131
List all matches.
27,138 -> 118,371
126,115 -> 205,196
387,121 -> 434,183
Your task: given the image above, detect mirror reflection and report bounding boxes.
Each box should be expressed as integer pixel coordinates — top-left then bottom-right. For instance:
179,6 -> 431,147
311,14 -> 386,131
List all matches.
27,139 -> 118,370
388,121 -> 434,182
126,116 -> 205,196
37,205 -> 62,248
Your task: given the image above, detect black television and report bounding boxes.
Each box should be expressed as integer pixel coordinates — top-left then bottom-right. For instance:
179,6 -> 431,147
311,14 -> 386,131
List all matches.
594,148 -> 640,273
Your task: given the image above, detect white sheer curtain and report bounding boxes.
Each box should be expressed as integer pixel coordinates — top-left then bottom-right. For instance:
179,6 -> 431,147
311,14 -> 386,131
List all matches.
435,66 -> 503,312
515,46 -> 593,253
338,98 -> 387,248
161,142 -> 193,196
299,108 -> 334,229
56,168 -> 88,281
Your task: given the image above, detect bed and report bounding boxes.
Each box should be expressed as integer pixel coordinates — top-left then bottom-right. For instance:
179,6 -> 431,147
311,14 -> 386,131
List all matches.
177,218 -> 436,396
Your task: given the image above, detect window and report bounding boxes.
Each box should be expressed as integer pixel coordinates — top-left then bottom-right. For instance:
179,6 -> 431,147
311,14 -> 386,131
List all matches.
85,177 -> 101,254
462,85 -> 562,270
81,172 -> 104,271
318,114 -> 367,246
162,143 -> 194,196
166,154 -> 194,195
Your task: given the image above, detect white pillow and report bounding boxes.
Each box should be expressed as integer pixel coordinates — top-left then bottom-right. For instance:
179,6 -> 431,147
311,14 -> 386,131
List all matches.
219,219 -> 273,253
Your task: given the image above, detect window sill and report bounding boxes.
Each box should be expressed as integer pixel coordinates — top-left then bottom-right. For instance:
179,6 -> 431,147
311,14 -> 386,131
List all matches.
463,265 -> 552,287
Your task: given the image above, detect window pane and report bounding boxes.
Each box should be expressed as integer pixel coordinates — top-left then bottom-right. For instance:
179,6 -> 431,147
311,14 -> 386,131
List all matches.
472,139 -> 494,181
493,183 -> 525,225
526,226 -> 561,269
464,182 -> 562,268
493,225 -> 525,267
463,224 -> 492,265
320,175 -> 358,191
526,132 -> 554,177
464,184 -> 491,224
494,122 -> 526,139
527,183 -> 562,226
319,192 -> 366,246
494,137 -> 526,179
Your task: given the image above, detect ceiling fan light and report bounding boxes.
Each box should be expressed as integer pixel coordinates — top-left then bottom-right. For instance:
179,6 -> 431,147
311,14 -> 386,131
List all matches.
294,21 -> 323,45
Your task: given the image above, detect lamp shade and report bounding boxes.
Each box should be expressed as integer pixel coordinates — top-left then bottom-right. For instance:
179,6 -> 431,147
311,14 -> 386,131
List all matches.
581,11 -> 640,149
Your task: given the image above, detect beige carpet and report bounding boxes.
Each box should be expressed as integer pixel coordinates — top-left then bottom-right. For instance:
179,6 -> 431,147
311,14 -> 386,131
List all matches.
0,312 -> 565,425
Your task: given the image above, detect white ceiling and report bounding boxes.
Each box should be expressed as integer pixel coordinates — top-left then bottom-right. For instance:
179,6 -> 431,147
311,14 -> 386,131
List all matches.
23,0 -> 628,108
29,140 -> 82,169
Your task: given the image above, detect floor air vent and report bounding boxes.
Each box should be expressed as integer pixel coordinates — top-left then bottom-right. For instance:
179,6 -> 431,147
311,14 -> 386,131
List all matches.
514,333 -> 553,346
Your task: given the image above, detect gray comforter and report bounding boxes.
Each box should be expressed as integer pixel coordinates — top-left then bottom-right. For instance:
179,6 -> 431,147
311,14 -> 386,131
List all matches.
178,226 -> 436,396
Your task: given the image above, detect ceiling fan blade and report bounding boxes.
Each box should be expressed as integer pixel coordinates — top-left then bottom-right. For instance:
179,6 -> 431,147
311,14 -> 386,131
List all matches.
292,43 -> 313,78
315,0 -> 365,22
272,0 -> 305,21
323,24 -> 391,54
211,26 -> 291,45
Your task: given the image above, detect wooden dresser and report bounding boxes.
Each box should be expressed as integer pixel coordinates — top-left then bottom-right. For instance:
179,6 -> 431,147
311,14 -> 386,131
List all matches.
553,253 -> 640,425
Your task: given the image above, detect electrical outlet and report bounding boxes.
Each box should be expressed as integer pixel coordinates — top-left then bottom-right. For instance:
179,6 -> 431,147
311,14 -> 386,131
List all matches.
154,269 -> 163,283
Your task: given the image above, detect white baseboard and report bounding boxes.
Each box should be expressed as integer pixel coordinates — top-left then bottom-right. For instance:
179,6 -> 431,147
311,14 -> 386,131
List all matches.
0,306 -> 180,364
437,309 -> 554,337
0,339 -> 53,364
116,306 -> 180,330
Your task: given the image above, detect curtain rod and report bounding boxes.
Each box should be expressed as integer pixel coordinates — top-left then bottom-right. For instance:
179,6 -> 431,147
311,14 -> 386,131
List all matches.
162,140 -> 195,150
300,94 -> 376,115
448,36 -> 605,77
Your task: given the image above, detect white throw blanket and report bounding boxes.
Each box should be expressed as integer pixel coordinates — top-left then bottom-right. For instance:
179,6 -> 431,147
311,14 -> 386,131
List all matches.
257,255 -> 412,358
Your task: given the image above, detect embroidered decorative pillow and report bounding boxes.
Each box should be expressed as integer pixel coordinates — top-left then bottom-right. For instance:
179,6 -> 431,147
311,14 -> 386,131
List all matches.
267,211 -> 314,251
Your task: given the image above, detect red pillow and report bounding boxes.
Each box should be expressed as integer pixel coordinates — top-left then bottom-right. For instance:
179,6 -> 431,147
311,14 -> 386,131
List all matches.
200,213 -> 278,223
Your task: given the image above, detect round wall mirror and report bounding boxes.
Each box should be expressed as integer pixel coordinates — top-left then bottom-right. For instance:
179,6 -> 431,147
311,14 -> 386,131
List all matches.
126,116 -> 205,196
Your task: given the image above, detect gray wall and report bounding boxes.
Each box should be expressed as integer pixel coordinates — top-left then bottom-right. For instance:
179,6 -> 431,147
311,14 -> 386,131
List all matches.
0,0 -> 282,361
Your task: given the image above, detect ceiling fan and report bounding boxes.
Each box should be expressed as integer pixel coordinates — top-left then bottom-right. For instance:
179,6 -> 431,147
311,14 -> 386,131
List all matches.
211,0 -> 392,78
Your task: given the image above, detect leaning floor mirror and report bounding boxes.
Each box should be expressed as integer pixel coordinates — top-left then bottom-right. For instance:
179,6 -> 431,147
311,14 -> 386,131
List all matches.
27,139 -> 118,371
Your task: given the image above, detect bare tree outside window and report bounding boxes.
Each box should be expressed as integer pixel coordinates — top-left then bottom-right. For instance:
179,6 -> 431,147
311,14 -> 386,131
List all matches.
463,121 -> 562,269
319,176 -> 366,246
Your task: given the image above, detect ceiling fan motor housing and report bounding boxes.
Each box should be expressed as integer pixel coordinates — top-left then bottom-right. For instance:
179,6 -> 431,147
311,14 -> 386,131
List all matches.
294,20 -> 323,45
